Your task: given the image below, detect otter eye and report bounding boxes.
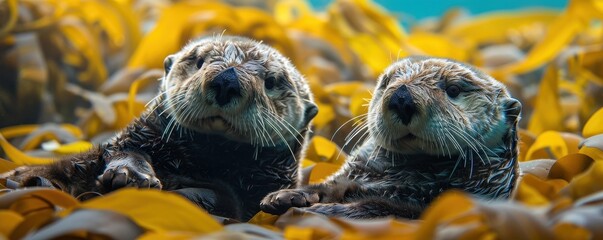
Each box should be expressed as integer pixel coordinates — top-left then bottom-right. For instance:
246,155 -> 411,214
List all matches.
196,58 -> 204,69
446,85 -> 461,98
265,76 -> 276,90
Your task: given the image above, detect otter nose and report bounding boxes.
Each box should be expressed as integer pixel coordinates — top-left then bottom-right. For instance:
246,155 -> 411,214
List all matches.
388,85 -> 416,125
209,67 -> 241,106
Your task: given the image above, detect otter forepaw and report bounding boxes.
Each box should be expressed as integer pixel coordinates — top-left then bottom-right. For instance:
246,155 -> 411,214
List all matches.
100,153 -> 161,191
260,189 -> 320,215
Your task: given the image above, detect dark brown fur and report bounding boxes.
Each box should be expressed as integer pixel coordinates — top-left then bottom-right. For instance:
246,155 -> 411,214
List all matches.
260,57 -> 521,219
1,36 -> 318,221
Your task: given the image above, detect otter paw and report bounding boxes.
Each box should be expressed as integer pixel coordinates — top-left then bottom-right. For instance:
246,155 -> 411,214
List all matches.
100,153 -> 161,191
260,189 -> 320,215
0,166 -> 56,189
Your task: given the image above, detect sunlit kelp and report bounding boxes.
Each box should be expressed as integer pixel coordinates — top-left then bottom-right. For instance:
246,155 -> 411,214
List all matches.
1,0 -> 603,239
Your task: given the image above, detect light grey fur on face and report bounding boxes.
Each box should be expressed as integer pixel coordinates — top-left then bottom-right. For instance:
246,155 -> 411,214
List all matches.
157,36 -> 317,147
370,57 -> 514,156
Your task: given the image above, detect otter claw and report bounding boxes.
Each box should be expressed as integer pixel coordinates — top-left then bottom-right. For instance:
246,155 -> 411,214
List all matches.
260,189 -> 319,215
100,153 -> 162,191
100,165 -> 161,191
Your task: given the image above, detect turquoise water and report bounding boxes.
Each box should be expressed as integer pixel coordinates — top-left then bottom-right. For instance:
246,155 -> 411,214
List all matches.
310,0 -> 567,22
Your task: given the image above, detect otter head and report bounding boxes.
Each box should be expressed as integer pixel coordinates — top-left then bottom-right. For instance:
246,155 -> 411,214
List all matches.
368,56 -> 521,158
159,36 -> 318,146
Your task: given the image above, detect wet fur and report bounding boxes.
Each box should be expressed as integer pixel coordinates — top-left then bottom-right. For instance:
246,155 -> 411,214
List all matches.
261,56 -> 521,219
1,36 -> 317,221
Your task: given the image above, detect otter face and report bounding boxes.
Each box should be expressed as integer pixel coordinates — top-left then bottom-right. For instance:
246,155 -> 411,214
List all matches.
368,57 -> 521,156
159,36 -> 317,146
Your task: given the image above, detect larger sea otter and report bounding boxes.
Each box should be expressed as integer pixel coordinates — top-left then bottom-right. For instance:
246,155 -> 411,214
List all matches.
261,56 -> 521,219
1,36 -> 318,221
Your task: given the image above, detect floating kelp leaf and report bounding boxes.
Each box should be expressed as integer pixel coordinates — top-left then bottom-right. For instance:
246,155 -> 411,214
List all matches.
515,174 -> 568,205
56,15 -> 108,87
285,14 -> 357,69
548,153 -> 594,181
0,124 -> 83,143
78,0 -> 141,72
519,159 -> 555,179
308,162 -> 340,184
418,191 -> 555,239
223,223 -> 283,239
518,129 -> 537,161
324,82 -> 366,97
26,209 -> 144,240
551,193 -> 603,238
127,70 -> 163,117
0,0 -> 18,39
406,32 -> 471,61
249,211 -> 280,226
305,136 -> 346,165
0,133 -> 54,165
515,177 -> 553,205
583,107 -> 603,138
45,140 -> 93,155
0,158 -> 18,173
0,210 -> 23,237
128,2 -> 236,69
78,92 -> 148,137
313,102 -> 336,131
0,189 -> 79,236
138,231 -> 198,240
444,10 -> 558,46
99,68 -> 147,95
344,33 -> 398,78
416,191 -> 474,239
345,84 -> 373,119
16,125 -> 82,151
273,207 -> 419,239
129,2 -> 294,70
66,189 -> 223,233
493,0 -> 603,75
66,83 -> 116,125
332,217 -> 417,239
527,66 -> 564,135
578,134 -> 603,160
308,78 -> 336,130
274,0 -> 314,25
326,0 -> 407,76
524,131 -> 582,160
233,7 -> 295,59
564,161 -> 603,200
275,208 -> 344,239
553,223 -> 591,240
10,209 -> 55,239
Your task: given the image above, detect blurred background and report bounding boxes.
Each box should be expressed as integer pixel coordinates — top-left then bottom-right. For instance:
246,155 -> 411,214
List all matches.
0,0 -> 600,163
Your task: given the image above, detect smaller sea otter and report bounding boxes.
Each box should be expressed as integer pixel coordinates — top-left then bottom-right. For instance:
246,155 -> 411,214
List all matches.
1,36 -> 318,221
260,56 -> 521,219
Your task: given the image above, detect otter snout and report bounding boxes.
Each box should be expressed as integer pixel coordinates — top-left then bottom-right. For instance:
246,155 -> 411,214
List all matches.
388,85 -> 417,125
209,67 -> 242,106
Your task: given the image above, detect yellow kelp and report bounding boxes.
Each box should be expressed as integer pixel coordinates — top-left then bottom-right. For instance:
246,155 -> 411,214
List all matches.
1,0 -> 603,238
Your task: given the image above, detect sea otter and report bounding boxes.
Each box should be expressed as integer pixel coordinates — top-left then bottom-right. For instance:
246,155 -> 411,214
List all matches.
260,56 -> 521,219
1,36 -> 318,221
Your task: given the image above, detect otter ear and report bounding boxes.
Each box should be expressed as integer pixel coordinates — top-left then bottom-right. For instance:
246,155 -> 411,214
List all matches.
163,55 -> 175,75
502,98 -> 521,164
503,98 -> 522,123
303,101 -> 319,127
